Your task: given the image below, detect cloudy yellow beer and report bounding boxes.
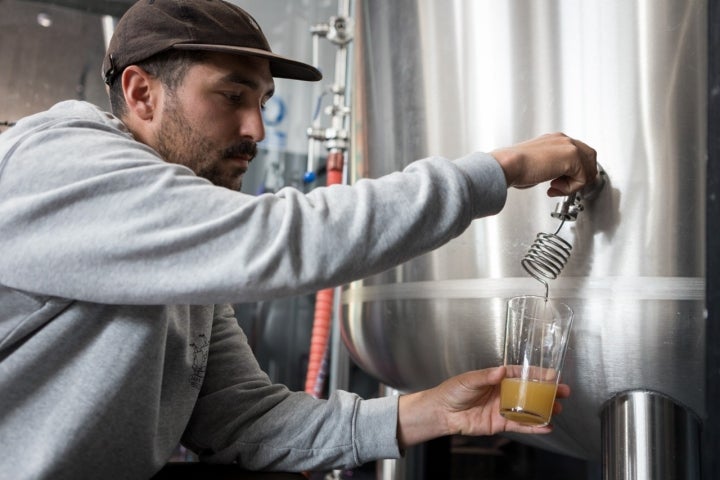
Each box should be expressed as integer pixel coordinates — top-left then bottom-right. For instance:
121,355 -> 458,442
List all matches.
500,377 -> 558,426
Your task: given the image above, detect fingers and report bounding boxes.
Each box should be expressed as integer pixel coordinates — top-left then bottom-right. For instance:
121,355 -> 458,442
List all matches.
556,383 -> 571,399
504,421 -> 554,435
546,136 -> 597,196
439,368 -> 571,439
492,132 -> 597,196
573,137 -> 598,178
551,383 -> 570,415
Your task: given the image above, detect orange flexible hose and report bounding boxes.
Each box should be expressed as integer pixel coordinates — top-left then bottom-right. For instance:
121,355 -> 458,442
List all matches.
305,288 -> 333,396
326,166 -> 343,186
304,150 -> 345,398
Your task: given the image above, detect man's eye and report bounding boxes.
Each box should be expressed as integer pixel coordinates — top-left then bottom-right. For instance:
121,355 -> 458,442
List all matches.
225,93 -> 243,104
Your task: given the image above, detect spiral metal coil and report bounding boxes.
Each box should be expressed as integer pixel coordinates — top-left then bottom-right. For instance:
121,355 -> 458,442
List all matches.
521,227 -> 572,298
521,164 -> 606,297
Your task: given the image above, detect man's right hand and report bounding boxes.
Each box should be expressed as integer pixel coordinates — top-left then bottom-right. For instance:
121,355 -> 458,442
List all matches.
491,132 -> 598,197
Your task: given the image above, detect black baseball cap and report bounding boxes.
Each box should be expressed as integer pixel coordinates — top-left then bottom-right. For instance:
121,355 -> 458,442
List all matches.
102,0 -> 322,85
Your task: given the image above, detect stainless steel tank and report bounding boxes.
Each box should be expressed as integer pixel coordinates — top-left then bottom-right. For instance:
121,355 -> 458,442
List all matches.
341,0 -> 707,463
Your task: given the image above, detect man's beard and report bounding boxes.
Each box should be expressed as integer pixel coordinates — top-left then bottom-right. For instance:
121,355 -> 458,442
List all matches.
154,97 -> 257,191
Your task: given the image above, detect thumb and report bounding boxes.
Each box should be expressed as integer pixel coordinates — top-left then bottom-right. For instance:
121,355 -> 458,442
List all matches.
458,366 -> 505,389
486,365 -> 506,385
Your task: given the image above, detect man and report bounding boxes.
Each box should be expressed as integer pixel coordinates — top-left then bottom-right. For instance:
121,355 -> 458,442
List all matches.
0,0 -> 595,478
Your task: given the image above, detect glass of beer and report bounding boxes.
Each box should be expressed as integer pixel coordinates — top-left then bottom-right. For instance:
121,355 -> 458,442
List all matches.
500,295 -> 573,426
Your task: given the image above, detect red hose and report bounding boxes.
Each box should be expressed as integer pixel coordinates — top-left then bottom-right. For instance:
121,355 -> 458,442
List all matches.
304,150 -> 344,397
326,164 -> 343,186
304,288 -> 333,396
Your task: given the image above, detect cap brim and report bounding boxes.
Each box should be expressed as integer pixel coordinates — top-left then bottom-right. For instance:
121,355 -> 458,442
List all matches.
173,44 -> 322,82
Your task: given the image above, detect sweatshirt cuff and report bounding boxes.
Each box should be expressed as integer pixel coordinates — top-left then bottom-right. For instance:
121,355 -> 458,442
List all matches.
453,151 -> 508,219
354,396 -> 402,464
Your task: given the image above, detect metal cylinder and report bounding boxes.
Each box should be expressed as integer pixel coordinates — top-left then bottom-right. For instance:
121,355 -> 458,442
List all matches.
601,390 -> 701,480
343,0 -> 707,462
376,385 -> 408,480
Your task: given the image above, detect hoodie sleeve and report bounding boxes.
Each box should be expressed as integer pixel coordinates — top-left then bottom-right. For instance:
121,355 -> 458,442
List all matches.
0,101 -> 507,305
181,304 -> 401,471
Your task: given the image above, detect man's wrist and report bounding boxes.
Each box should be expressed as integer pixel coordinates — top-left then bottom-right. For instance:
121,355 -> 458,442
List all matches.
397,388 -> 449,449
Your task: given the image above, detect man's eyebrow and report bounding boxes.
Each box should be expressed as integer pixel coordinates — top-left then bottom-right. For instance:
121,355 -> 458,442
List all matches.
219,73 -> 274,97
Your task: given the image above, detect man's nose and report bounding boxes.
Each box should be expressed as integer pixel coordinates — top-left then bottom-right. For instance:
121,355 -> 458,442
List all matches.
239,107 -> 265,143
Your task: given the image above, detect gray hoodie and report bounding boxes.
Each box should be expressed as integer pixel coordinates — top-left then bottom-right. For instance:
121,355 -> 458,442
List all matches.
0,100 -> 507,479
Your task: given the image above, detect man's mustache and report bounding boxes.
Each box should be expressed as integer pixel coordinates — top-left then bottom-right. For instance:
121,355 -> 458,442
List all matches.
223,141 -> 257,160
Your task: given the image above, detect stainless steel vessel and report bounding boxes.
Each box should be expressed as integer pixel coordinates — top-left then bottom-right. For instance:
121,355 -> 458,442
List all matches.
341,0 -> 707,462
602,390 -> 701,479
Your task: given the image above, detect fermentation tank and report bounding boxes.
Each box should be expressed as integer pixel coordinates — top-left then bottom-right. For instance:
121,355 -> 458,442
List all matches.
340,0 -> 707,471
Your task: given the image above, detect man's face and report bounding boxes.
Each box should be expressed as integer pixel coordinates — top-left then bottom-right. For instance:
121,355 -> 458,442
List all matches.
153,52 -> 274,191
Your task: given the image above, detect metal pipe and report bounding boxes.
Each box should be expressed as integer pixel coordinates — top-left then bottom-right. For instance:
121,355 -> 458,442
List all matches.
376,385 -> 407,480
601,390 -> 700,480
101,15 -> 117,51
304,0 -> 355,398
327,285 -> 349,392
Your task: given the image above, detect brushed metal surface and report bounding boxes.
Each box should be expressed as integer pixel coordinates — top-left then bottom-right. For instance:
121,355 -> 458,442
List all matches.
342,0 -> 707,460
601,390 -> 701,480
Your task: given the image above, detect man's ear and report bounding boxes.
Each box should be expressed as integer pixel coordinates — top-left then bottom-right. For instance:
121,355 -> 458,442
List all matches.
121,65 -> 160,121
